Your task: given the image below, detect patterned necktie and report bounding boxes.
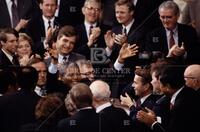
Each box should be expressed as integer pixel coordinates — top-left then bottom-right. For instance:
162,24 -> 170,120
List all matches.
136,99 -> 141,107
11,0 -> 19,28
169,30 -> 175,48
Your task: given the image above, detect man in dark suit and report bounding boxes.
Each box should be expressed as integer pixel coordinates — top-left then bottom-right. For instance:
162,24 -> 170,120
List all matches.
137,65 -> 199,132
58,83 -> 99,132
0,27 -> 19,68
184,64 -> 200,94
0,66 -> 40,132
145,1 -> 200,64
89,80 -> 132,132
74,0 -> 110,60
26,0 -> 61,56
0,0 -> 39,31
120,67 -> 158,132
56,0 -> 85,26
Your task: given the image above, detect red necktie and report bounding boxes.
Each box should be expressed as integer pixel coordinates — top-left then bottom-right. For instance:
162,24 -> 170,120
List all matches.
169,30 -> 175,48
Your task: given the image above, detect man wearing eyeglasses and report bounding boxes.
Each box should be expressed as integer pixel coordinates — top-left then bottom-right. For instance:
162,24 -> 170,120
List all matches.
145,0 -> 200,64
184,64 -> 200,94
74,0 -> 110,60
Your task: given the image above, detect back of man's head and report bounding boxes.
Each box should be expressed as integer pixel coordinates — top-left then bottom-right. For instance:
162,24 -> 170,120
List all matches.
17,66 -> 38,90
89,80 -> 111,101
69,83 -> 93,109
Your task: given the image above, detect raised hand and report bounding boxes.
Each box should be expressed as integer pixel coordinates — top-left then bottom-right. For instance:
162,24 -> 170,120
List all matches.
87,27 -> 101,47
104,30 -> 115,50
120,93 -> 136,108
118,43 -> 139,63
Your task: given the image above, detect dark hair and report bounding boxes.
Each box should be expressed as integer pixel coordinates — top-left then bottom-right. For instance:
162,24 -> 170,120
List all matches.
17,66 -> 38,90
0,27 -> 19,43
115,0 -> 135,11
35,94 -> 63,121
135,67 -> 152,85
159,65 -> 185,89
68,83 -> 93,109
0,68 -> 16,94
40,0 -> 58,5
57,25 -> 77,40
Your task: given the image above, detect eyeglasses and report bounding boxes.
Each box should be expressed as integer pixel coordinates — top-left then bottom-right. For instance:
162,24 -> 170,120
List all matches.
81,71 -> 95,76
85,6 -> 100,12
184,76 -> 196,79
160,16 -> 173,20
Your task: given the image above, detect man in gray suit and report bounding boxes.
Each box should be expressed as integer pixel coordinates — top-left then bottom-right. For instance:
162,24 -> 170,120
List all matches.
47,25 -> 85,75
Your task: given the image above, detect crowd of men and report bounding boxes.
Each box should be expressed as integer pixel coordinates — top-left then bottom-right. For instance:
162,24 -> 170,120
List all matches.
0,0 -> 200,132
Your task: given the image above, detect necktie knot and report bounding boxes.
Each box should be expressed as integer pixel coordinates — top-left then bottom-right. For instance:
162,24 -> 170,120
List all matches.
123,27 -> 127,36
48,20 -> 52,29
62,56 -> 68,63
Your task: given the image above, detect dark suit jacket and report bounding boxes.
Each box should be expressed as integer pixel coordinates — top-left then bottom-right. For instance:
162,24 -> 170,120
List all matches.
0,49 -> 19,68
145,23 -> 200,64
153,95 -> 171,129
111,20 -> 148,66
130,94 -> 158,132
167,87 -> 199,132
99,105 -> 132,132
75,23 -> 110,60
26,15 -> 62,56
58,108 -> 99,132
0,0 -> 39,28
58,0 -> 85,26
0,89 -> 40,132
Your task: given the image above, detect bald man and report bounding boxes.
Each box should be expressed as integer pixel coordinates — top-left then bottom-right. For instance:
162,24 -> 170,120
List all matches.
184,64 -> 200,93
89,80 -> 132,132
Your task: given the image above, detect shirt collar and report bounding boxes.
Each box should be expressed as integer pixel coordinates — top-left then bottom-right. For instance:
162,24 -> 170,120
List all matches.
171,86 -> 183,105
96,102 -> 112,113
140,94 -> 151,104
165,25 -> 178,35
58,54 -> 69,63
122,18 -> 134,34
1,49 -> 13,63
77,107 -> 93,111
84,21 -> 97,38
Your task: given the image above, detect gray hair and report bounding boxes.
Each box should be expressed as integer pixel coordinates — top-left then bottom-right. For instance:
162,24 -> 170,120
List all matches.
158,1 -> 180,16
89,80 -> 111,101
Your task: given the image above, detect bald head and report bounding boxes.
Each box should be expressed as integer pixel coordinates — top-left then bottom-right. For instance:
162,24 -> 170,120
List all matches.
184,64 -> 200,79
184,64 -> 200,90
89,80 -> 111,101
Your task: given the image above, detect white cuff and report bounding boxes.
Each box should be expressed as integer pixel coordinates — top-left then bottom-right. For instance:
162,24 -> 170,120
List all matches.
105,47 -> 112,56
48,63 -> 58,74
114,58 -> 124,71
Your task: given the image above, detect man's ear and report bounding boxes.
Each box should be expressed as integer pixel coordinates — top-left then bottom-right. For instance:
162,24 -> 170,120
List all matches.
82,7 -> 85,15
0,41 -> 5,46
